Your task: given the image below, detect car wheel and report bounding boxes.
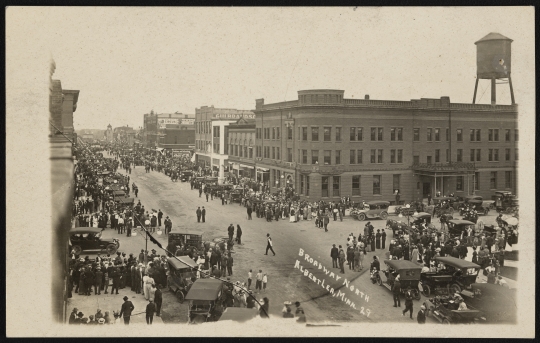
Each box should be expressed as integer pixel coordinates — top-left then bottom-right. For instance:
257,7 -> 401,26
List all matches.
450,284 -> 461,294
72,245 -> 82,255
106,244 -> 118,255
177,290 -> 185,303
442,319 -> 451,325
380,212 -> 388,220
421,284 -> 431,297
358,213 -> 366,221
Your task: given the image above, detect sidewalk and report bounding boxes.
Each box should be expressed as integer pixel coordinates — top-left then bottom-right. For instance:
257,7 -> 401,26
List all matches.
67,288 -> 164,325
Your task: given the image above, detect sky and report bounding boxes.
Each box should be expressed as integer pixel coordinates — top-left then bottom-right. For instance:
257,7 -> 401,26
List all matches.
6,7 -> 535,130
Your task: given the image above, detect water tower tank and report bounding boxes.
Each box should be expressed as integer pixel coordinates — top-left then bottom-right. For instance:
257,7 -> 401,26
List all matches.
475,32 -> 512,79
472,32 -> 515,105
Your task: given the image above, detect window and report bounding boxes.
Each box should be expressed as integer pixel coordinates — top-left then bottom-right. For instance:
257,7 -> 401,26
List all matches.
435,149 -> 440,163
397,150 -> 403,163
427,156 -> 432,164
474,172 -> 480,191
427,128 -> 432,141
324,127 -> 331,141
488,149 -> 492,161
494,129 -> 499,141
335,150 -> 341,165
352,176 -> 361,196
350,150 -> 356,164
391,127 -> 403,141
476,149 -> 481,162
446,128 -> 449,141
435,128 -> 440,141
276,147 -> 280,160
357,150 -> 363,164
311,150 -> 319,165
505,148 -> 510,161
287,148 -> 292,162
335,127 -> 342,142
373,175 -> 381,195
300,175 -> 305,195
272,147 -> 275,159
515,129 -> 518,141
456,176 -> 464,191
413,155 -> 419,164
470,149 -> 475,162
515,148 -> 518,160
249,147 -> 253,158
256,128 -> 261,139
370,149 -> 376,163
377,149 -> 383,163
213,126 -> 220,138
311,127 -> 319,141
457,149 -> 463,162
302,127 -> 308,141
324,150 -> 331,165
321,176 -> 329,197
490,171 -> 497,189
333,176 -> 340,196
287,126 -> 293,140
494,149 -> 498,161
446,149 -> 449,163
505,171 -> 512,188
302,150 -> 307,164
413,128 -> 420,141
390,149 -> 396,163
393,175 -> 400,194
272,127 -> 276,140
350,127 -> 363,141
456,129 -> 463,142
505,129 -> 510,142
470,129 -> 481,142
371,127 -> 383,141
306,175 -> 310,196
276,127 -> 280,140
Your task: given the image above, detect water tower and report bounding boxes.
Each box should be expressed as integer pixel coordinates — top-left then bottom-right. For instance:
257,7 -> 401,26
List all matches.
473,32 -> 515,105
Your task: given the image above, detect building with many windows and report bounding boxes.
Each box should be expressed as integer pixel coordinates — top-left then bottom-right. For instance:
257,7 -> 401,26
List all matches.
195,106 -> 255,183
143,112 -> 195,153
253,90 -> 517,203
227,117 -> 256,179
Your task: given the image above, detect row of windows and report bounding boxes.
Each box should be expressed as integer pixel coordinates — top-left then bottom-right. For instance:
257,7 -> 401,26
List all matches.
196,121 -> 213,135
413,148 -> 518,164
196,140 -> 211,151
298,174 -> 401,197
228,144 -> 253,158
460,171 -> 513,191
414,128 -> 518,143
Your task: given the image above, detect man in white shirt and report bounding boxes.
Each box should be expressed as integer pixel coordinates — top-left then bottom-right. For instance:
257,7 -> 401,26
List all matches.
265,233 -> 275,256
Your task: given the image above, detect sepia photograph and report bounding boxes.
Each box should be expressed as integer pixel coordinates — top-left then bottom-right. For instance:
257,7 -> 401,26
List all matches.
5,6 -> 535,337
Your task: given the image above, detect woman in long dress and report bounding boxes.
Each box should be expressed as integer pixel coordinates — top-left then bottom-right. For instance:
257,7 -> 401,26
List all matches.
289,209 -> 295,223
375,230 -> 381,250
370,235 -> 376,252
303,206 -> 308,220
307,206 -> 312,221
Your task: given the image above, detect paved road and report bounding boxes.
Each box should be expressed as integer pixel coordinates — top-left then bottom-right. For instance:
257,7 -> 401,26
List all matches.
94,156 -> 503,323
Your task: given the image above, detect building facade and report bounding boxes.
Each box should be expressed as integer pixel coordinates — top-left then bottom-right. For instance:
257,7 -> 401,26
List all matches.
113,126 -> 136,146
227,118 -> 256,179
195,106 -> 255,183
253,89 -> 518,203
143,112 -> 195,153
105,124 -> 113,142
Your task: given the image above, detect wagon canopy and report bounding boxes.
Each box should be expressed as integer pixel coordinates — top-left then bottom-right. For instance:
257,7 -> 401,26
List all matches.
185,278 -> 224,301
434,256 -> 480,269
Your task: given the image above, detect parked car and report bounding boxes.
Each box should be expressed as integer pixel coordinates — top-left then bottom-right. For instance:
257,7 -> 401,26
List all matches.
351,201 -> 390,221
69,227 -> 119,255
446,219 -> 475,239
423,295 -> 486,324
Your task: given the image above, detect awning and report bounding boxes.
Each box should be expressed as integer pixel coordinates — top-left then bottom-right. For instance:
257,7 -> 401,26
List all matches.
241,164 -> 254,169
257,167 -> 269,172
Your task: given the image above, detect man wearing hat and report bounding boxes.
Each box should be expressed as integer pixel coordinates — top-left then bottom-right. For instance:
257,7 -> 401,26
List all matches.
330,244 -> 339,268
164,216 -> 172,235
119,296 -> 135,325
69,308 -> 78,324
146,299 -> 156,324
94,266 -> 103,295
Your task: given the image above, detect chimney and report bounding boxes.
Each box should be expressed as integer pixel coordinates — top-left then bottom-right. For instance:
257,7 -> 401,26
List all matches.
255,98 -> 264,110
365,94 -> 370,100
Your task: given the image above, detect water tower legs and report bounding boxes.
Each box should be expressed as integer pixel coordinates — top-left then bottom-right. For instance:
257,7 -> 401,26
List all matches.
472,78 -> 479,104
491,78 -> 496,105
508,73 -> 516,104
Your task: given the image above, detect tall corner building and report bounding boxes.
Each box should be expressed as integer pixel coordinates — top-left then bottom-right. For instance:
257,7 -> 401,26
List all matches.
253,90 -> 517,203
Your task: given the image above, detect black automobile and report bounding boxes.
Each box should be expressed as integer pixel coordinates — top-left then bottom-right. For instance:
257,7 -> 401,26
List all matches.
69,227 -> 120,255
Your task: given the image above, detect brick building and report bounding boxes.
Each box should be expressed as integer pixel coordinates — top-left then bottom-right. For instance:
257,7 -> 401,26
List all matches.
143,112 -> 195,154
227,117 -> 256,178
195,106 -> 255,183
253,90 -> 517,203
113,126 -> 136,146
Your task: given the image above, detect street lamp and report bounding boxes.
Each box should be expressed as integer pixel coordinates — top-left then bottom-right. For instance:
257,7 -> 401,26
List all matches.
398,204 -> 419,261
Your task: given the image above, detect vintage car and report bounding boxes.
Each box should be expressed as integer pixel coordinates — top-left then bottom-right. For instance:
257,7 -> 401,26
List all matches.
492,191 -> 518,213
69,227 -> 119,255
419,256 -> 480,297
380,260 -> 422,300
411,212 -> 432,226
185,278 -> 226,324
460,283 -> 517,324
167,256 -> 198,303
351,201 -> 390,221
423,295 -> 486,324
180,171 -> 193,182
386,219 -> 410,236
230,189 -> 243,203
446,219 -> 475,238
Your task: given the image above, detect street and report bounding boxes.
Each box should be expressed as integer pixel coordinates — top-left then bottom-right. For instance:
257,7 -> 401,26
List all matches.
82,159 -> 511,324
